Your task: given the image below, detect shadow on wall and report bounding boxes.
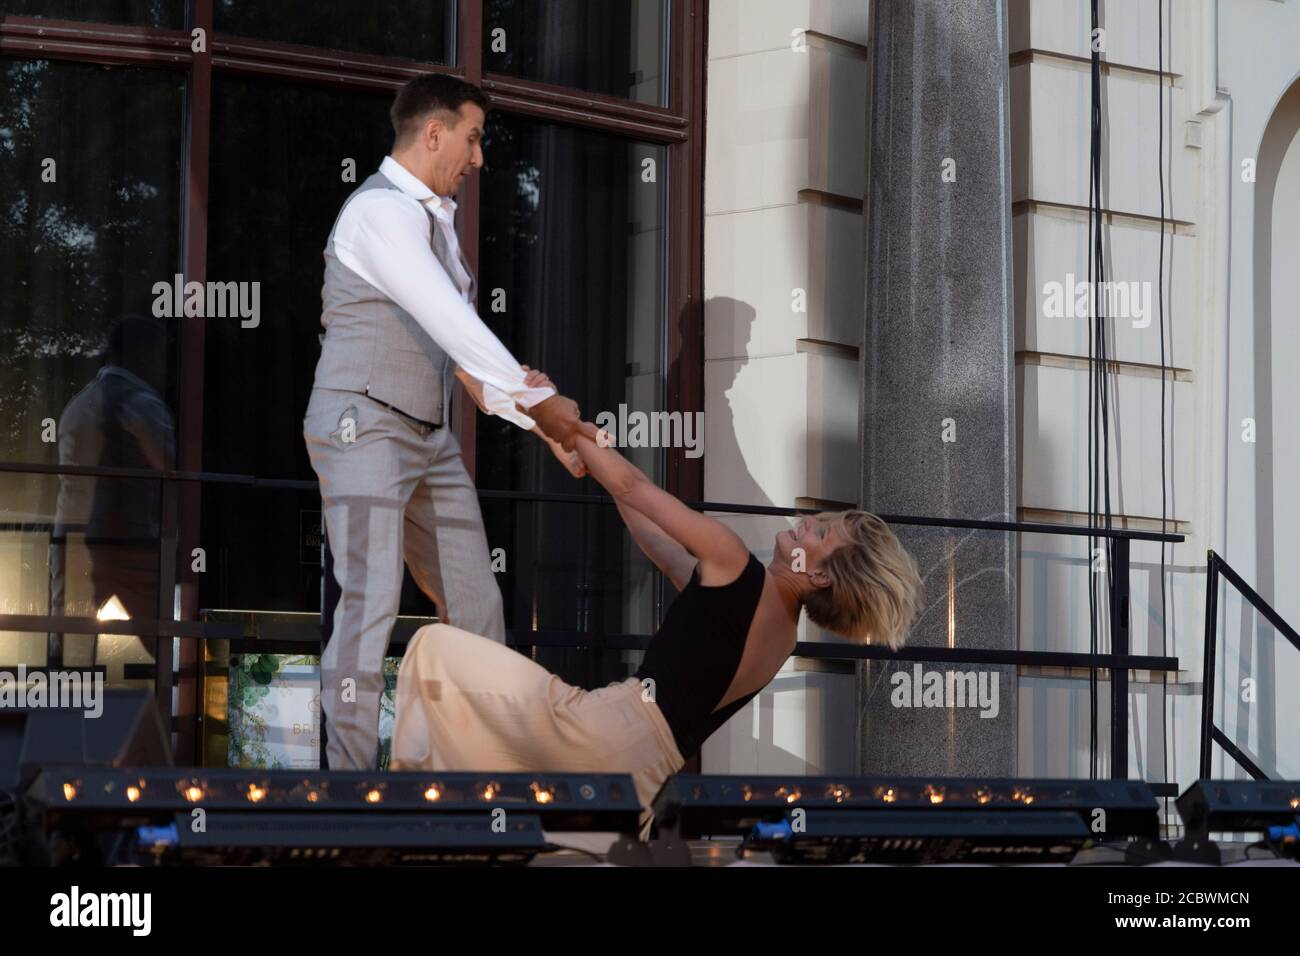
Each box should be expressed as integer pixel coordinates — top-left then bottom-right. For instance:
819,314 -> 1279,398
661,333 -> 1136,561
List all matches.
692,297 -> 862,773
695,296 -> 777,518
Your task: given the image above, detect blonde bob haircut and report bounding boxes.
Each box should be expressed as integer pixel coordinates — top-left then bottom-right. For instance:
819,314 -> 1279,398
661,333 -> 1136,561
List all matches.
800,511 -> 923,650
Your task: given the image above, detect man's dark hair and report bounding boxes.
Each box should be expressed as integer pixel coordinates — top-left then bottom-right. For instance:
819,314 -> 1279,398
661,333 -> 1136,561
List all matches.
104,313 -> 168,389
390,74 -> 490,148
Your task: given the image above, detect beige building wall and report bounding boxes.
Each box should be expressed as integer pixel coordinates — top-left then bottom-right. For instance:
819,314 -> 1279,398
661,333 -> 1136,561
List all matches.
702,0 -> 870,775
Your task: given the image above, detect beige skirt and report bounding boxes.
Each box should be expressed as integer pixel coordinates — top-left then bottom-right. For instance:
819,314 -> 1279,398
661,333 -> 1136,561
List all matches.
391,622 -> 685,839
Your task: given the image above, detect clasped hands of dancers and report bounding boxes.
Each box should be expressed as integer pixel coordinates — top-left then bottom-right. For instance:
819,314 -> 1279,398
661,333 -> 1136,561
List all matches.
390,369 -> 925,836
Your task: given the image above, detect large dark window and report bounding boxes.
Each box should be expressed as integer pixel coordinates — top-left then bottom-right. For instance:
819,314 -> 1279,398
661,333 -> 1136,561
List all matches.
214,0 -> 455,63
0,58 -> 183,466
0,56 -> 184,685
484,0 -> 669,105
202,75 -> 393,615
478,112 -> 666,684
0,0 -> 183,29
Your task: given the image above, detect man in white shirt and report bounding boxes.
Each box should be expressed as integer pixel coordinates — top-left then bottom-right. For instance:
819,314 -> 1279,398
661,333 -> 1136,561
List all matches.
304,74 -> 596,771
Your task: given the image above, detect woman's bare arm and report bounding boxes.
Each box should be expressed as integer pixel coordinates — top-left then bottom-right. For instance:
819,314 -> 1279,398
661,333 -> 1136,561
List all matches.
616,498 -> 696,591
574,429 -> 748,583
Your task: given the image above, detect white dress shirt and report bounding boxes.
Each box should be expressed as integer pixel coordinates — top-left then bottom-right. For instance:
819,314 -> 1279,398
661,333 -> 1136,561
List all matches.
427,196 -> 474,296
331,155 -> 554,430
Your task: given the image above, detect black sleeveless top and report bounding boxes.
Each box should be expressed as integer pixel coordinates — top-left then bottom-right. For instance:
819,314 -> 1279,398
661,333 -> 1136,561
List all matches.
634,552 -> 767,759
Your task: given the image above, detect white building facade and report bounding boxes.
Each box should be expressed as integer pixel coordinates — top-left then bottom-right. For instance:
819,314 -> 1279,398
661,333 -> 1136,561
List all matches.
701,0 -> 1300,795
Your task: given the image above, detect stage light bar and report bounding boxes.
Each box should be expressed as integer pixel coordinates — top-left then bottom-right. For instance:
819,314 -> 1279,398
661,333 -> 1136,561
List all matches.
653,775 -> 1161,845
30,767 -> 643,834
1176,780 -> 1300,835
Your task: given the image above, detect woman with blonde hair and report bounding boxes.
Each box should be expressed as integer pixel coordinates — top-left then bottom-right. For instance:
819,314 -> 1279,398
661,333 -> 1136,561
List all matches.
391,381 -> 924,837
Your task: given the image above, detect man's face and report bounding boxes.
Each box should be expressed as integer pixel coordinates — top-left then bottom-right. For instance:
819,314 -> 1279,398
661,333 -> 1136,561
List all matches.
430,102 -> 485,196
775,515 -> 850,587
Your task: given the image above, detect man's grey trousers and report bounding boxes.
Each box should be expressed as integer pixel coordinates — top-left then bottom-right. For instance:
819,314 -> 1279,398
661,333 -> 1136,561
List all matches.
303,385 -> 505,771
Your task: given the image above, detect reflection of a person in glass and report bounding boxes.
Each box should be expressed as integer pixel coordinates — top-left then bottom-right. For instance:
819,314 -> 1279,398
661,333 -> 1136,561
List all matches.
50,315 -> 175,669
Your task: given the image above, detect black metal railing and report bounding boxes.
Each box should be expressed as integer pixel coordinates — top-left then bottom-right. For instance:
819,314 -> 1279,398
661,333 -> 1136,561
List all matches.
1199,549 -> 1300,780
0,458 -> 1184,787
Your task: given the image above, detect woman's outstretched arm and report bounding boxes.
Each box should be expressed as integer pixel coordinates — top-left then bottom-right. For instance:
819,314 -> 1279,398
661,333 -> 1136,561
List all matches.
615,498 -> 696,592
574,429 -> 749,583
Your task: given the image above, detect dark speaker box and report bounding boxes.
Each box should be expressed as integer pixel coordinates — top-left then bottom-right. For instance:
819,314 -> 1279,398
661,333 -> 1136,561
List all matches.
0,689 -> 172,792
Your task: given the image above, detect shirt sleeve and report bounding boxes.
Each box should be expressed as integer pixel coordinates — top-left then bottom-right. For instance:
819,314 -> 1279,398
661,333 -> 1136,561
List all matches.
332,191 -> 555,430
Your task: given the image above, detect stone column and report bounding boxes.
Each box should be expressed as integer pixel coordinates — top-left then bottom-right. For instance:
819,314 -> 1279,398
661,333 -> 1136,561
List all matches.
858,0 -> 1018,777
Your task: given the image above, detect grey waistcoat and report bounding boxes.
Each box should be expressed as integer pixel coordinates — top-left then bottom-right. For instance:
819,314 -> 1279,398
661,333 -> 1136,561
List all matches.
312,170 -> 478,425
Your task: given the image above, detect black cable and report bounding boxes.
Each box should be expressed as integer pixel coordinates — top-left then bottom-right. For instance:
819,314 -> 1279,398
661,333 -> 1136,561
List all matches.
1087,0 -> 1126,781
1165,6 -> 1178,815
1087,0 -> 1109,779
1157,0 -> 1172,825
1087,0 -> 1097,778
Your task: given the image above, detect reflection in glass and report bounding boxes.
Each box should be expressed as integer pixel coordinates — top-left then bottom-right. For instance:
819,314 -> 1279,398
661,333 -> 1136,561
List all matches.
0,58 -> 182,685
477,112 -> 666,686
0,0 -> 183,29
215,0 -> 454,63
484,0 -> 669,106
50,317 -> 173,668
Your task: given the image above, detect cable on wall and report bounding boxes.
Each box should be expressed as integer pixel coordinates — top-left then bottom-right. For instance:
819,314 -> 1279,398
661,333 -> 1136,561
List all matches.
1157,0 -> 1174,824
1086,0 -> 1118,779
